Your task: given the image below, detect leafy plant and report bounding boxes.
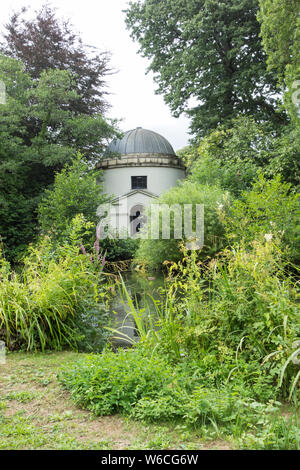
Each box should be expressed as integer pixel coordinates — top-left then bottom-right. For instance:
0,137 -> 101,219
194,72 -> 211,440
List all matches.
135,181 -> 229,269
0,215 -> 110,352
223,173 -> 300,263
38,154 -> 107,242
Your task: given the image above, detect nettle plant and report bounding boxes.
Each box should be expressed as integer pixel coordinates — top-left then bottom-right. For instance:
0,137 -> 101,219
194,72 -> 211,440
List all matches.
168,238 -> 300,400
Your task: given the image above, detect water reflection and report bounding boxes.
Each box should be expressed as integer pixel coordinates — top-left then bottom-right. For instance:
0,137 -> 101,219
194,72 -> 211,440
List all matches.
109,271 -> 165,347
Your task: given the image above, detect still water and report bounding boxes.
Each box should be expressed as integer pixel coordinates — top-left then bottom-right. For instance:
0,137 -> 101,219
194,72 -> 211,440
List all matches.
109,270 -> 166,347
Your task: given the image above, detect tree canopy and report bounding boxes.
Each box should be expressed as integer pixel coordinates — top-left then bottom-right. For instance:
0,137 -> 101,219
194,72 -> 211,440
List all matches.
258,0 -> 300,80
1,4 -> 111,115
125,0 -> 285,136
258,0 -> 300,124
0,55 -> 116,260
188,116 -> 300,194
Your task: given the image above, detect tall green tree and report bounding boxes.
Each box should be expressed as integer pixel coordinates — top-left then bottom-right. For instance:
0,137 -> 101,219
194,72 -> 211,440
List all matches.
0,55 -> 116,260
125,0 -> 285,136
188,116 -> 300,193
1,4 -> 111,115
258,0 -> 299,80
258,0 -> 300,123
38,155 -> 106,241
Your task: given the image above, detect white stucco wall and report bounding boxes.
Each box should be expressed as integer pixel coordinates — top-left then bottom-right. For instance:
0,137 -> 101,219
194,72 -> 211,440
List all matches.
109,191 -> 156,235
101,166 -> 185,198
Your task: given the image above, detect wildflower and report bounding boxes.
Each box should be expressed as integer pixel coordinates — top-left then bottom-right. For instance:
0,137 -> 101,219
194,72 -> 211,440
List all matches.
264,233 -> 273,242
94,239 -> 100,255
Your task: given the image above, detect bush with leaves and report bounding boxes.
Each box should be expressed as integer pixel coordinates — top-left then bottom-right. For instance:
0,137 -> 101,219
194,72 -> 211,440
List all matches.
38,154 -> 106,241
58,346 -> 267,423
189,116 -> 300,193
223,173 -> 300,263
0,215 -> 110,352
59,344 -> 300,449
135,181 -> 229,269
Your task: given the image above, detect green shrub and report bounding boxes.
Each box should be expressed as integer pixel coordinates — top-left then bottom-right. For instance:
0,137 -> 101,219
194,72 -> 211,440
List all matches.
162,239 -> 300,400
59,345 -> 291,442
0,215 -> 110,351
223,173 -> 300,263
59,348 -> 178,416
38,154 -> 106,242
135,181 -> 229,269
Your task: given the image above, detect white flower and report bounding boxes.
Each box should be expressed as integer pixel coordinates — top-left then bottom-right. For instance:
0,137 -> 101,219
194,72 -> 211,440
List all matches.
264,233 -> 273,242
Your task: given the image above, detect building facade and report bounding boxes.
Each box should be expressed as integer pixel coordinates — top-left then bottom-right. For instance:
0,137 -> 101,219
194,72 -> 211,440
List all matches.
97,127 -> 185,236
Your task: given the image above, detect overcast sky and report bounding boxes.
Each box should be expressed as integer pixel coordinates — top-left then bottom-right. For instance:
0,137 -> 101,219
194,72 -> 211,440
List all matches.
1,0 -> 191,151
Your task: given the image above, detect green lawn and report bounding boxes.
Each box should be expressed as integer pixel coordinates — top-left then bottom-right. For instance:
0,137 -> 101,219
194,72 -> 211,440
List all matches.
0,351 -> 232,450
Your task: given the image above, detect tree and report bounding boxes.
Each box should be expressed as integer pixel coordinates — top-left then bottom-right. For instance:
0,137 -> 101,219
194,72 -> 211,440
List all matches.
0,55 -> 116,260
258,0 -> 300,123
1,4 -> 111,115
135,181 -> 228,268
188,116 -> 300,193
125,0 -> 285,136
38,155 -> 106,240
258,0 -> 299,81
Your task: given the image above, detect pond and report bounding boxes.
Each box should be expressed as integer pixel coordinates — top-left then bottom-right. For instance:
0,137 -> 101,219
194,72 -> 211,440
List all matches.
108,270 -> 166,347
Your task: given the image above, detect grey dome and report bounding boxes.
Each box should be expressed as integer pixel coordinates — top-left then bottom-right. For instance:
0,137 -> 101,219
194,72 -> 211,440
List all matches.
107,127 -> 175,156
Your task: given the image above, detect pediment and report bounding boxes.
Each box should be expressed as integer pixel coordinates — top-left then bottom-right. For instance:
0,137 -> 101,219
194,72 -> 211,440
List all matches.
111,189 -> 158,204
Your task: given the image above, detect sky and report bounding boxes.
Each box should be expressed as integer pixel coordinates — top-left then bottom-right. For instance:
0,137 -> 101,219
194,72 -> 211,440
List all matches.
1,0 -> 191,151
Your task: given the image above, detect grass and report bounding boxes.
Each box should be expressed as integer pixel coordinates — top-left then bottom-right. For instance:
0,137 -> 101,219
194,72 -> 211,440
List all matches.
0,351 -> 234,450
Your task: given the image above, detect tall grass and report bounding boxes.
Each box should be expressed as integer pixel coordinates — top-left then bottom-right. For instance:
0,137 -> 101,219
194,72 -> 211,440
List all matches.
112,238 -> 300,400
0,218 -> 109,351
107,275 -> 184,358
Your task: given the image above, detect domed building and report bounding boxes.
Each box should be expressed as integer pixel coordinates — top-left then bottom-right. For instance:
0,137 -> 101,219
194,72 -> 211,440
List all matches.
97,127 -> 185,236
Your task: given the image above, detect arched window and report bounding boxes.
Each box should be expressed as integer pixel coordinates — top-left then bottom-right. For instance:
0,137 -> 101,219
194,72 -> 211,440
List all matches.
129,204 -> 146,236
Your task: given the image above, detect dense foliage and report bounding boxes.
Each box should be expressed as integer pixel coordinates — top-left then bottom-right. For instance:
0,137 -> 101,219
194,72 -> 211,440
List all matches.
0,215 -> 109,352
0,55 -> 116,260
59,347 -> 282,425
1,4 -> 111,115
188,116 -> 300,191
125,0 -> 285,135
258,0 -> 300,125
258,0 -> 299,81
135,181 -> 229,269
38,155 -> 106,241
224,174 -> 300,263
